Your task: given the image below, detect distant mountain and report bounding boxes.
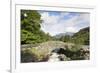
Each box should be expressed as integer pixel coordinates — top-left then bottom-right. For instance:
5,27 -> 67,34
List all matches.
65,32 -> 75,36
53,32 -> 75,38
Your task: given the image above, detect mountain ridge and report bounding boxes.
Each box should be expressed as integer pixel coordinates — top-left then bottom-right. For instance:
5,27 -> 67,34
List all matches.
53,32 -> 75,38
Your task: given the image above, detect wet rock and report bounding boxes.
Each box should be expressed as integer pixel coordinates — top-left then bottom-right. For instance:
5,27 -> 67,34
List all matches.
48,53 -> 60,62
58,54 -> 68,61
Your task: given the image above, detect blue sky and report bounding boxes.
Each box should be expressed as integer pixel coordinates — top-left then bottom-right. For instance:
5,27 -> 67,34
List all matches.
39,11 -> 90,36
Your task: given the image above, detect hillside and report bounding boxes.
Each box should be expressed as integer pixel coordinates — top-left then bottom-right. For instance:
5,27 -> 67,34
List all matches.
72,27 -> 89,45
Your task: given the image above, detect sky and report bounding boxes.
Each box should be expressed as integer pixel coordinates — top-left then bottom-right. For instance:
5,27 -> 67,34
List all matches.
39,11 -> 90,36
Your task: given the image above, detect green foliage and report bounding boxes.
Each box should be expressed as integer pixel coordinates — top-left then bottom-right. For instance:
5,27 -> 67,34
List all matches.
67,44 -> 81,52
21,10 -> 52,44
72,27 -> 89,45
21,10 -> 41,32
64,44 -> 89,60
59,35 -> 72,42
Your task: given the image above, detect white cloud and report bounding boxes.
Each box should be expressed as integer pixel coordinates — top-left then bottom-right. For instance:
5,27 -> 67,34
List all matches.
40,11 -> 89,36
66,27 -> 78,33
41,12 -> 59,25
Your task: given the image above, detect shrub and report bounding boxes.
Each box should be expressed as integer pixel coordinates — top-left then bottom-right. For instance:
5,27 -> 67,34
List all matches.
64,44 -> 89,60
30,48 -> 49,62
21,49 -> 38,62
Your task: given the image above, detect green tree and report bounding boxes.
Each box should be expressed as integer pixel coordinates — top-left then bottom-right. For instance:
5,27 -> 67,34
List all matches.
21,10 -> 52,44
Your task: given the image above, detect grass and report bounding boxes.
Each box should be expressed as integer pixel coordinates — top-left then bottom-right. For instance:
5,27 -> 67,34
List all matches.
29,48 -> 49,62
65,44 -> 82,52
